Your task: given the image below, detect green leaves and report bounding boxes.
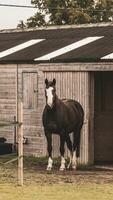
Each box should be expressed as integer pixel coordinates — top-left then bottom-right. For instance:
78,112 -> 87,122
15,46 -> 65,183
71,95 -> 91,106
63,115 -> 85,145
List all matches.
26,12 -> 46,28
17,0 -> 113,28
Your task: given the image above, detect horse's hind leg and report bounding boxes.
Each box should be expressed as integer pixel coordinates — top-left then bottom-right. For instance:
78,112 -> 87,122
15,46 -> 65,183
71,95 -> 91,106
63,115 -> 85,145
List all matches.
45,131 -> 53,170
72,128 -> 81,169
65,134 -> 73,169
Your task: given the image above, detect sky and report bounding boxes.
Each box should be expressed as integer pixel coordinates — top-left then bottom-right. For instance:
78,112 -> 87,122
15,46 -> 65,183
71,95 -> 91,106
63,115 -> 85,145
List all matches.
0,0 -> 36,29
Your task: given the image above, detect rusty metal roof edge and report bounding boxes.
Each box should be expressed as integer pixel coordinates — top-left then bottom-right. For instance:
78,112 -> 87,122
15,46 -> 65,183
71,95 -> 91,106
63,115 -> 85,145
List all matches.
0,58 -> 113,64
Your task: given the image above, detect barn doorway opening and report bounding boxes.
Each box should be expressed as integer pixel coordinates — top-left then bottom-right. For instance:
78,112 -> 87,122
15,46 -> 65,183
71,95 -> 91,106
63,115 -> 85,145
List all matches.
94,71 -> 113,164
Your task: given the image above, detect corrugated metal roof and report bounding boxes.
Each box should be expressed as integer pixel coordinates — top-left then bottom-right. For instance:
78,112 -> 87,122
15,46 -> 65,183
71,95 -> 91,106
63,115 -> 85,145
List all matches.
0,24 -> 113,63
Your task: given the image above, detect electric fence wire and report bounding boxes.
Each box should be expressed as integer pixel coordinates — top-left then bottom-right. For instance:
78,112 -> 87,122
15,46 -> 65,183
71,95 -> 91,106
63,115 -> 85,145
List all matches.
0,3 -> 113,12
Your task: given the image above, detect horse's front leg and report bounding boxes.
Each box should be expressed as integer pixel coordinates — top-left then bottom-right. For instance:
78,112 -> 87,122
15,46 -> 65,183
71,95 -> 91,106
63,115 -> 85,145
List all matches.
60,133 -> 66,171
65,134 -> 73,169
45,131 -> 53,170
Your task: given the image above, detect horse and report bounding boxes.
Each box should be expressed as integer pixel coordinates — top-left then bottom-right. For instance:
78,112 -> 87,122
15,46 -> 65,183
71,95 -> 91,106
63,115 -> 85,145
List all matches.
42,78 -> 84,171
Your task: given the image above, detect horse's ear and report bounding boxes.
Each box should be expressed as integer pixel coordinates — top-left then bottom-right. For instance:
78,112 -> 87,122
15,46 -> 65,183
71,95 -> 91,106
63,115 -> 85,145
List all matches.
45,78 -> 48,86
53,78 -> 56,86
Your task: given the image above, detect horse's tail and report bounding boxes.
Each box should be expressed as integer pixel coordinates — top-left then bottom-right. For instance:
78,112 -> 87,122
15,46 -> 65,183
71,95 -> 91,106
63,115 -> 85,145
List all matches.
80,105 -> 84,127
74,101 -> 84,127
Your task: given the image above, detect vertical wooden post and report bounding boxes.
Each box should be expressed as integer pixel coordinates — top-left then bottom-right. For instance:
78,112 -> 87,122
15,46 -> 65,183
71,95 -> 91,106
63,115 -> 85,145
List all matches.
13,116 -> 17,152
16,64 -> 19,150
18,101 -> 23,186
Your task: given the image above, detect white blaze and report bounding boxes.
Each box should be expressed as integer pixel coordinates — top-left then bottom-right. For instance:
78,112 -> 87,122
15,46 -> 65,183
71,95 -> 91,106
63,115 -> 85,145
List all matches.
46,87 -> 53,107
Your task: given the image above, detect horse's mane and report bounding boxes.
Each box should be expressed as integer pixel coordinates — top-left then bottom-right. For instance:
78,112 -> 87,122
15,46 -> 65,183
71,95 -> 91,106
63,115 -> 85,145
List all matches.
62,98 -> 68,102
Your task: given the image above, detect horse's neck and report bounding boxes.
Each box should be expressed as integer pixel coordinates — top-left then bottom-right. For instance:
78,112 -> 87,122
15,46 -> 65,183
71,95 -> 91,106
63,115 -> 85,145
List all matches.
49,95 -> 61,111
54,96 -> 65,113
55,95 -> 62,106
45,95 -> 62,112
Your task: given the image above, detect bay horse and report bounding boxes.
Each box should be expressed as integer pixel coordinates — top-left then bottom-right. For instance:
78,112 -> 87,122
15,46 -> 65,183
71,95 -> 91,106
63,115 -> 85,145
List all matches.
42,78 -> 84,171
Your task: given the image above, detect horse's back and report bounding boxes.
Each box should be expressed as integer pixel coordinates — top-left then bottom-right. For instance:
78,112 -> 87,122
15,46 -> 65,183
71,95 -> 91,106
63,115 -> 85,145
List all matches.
43,98 -> 84,133
62,99 -> 84,126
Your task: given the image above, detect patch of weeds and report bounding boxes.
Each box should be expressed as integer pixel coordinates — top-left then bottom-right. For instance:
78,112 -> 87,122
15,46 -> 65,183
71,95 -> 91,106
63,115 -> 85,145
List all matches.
77,163 -> 94,171
24,156 -> 48,169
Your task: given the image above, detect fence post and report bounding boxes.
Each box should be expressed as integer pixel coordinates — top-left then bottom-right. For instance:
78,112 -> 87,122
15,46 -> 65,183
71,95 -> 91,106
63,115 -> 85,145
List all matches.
18,101 -> 23,186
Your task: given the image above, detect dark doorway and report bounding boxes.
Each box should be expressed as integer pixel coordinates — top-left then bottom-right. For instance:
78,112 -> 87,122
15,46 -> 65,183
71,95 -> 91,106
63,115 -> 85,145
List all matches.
94,72 -> 113,163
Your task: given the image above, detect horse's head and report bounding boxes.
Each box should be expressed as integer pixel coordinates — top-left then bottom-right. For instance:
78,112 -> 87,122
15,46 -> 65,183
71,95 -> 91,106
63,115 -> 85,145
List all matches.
44,78 -> 56,109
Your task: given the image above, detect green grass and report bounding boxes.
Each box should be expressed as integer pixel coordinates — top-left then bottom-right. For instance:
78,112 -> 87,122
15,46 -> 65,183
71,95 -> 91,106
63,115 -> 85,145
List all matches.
0,183 -> 113,200
0,155 -> 113,200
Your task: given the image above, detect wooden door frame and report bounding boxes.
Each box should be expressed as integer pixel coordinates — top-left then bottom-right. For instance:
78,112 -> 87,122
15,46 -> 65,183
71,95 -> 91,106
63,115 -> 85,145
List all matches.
22,71 -> 38,109
88,72 -> 95,164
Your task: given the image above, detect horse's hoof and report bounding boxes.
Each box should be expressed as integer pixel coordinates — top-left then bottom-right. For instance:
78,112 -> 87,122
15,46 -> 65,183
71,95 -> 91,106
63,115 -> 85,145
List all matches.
59,167 -> 65,171
72,165 -> 77,170
46,167 -> 52,171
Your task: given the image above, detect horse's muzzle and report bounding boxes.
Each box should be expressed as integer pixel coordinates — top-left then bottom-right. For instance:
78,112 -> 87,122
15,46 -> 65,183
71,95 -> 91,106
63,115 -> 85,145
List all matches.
47,104 -> 53,110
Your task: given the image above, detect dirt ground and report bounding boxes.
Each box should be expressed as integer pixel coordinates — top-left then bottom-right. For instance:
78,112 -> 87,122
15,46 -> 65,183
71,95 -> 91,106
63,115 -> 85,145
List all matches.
0,155 -> 113,185
22,169 -> 113,186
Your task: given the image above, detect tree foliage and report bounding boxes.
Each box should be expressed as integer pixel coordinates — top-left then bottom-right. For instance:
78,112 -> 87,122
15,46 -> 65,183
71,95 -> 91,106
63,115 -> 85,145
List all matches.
17,0 -> 113,28
26,12 -> 46,28
91,0 -> 113,22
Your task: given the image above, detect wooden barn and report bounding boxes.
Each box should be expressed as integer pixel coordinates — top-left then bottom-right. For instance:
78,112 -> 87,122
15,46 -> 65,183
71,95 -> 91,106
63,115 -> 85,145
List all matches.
0,23 -> 113,165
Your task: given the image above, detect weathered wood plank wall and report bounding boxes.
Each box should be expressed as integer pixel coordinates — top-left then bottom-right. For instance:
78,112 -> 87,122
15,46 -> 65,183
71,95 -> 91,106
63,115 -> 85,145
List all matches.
0,63 -> 94,164
0,65 -> 16,143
